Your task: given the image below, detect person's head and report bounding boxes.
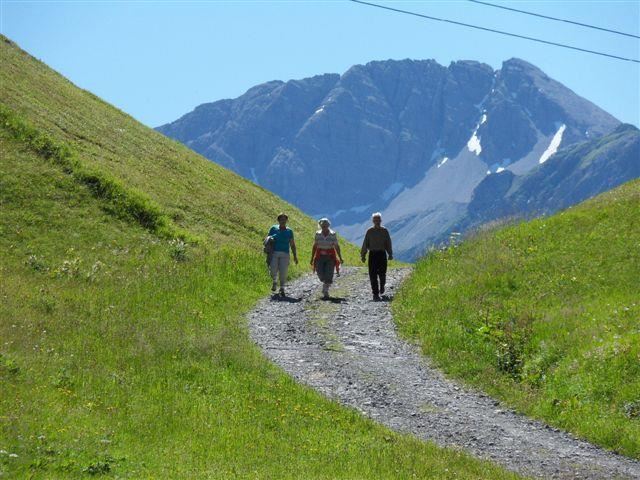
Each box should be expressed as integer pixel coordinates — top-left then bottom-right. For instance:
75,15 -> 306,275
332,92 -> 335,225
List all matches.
372,212 -> 382,226
277,213 -> 288,227
318,218 -> 331,231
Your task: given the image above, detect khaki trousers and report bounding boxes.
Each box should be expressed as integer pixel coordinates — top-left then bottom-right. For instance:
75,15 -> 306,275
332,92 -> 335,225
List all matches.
270,251 -> 290,287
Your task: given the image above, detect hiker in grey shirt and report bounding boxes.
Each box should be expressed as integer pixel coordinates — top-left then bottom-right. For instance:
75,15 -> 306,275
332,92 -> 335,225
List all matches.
311,218 -> 344,299
360,212 -> 393,301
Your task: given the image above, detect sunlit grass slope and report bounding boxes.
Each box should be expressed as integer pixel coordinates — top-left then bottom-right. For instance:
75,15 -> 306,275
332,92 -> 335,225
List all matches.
0,36 -> 316,248
395,179 -> 640,458
0,36 -> 522,478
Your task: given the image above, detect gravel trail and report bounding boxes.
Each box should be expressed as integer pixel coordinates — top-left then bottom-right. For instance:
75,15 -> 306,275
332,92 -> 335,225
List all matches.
248,267 -> 640,479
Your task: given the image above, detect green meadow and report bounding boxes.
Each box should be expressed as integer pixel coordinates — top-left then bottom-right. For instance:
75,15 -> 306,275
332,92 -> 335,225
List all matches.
0,35 -> 522,479
395,179 -> 640,458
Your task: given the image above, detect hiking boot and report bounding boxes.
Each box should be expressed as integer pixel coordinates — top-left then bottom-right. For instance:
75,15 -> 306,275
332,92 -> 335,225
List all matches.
279,287 -> 286,297
373,294 -> 381,301
271,282 -> 277,292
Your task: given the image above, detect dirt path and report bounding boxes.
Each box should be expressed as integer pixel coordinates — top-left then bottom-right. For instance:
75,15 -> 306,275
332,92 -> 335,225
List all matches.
248,267 -> 640,479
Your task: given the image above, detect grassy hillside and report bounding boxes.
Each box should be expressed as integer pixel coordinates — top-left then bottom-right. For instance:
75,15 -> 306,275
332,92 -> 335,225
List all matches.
395,179 -> 640,458
0,36 -> 521,479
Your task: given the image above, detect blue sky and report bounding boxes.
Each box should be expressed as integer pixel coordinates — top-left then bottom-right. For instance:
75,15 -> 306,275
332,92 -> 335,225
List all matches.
2,1 -> 639,127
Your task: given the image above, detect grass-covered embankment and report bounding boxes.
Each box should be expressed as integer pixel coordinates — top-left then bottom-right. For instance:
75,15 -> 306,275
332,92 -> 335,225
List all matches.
394,180 -> 640,458
1,35 -> 522,478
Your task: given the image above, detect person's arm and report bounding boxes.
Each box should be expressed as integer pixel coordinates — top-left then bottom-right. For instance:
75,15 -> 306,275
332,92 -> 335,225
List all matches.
360,231 -> 369,262
310,242 -> 317,265
385,230 -> 393,260
335,239 -> 343,263
290,238 -> 298,264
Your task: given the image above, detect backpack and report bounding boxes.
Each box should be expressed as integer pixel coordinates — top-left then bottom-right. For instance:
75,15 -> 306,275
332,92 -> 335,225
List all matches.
263,235 -> 275,267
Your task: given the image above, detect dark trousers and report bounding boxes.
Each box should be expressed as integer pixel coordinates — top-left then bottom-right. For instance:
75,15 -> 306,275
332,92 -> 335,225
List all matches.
367,251 -> 387,295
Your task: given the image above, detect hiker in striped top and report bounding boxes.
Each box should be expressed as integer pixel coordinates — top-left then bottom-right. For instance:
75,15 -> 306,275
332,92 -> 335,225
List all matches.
311,218 -> 344,300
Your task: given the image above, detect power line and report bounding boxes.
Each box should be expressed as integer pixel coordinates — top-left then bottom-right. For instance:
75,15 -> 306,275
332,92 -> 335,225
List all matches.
349,0 -> 640,64
468,0 -> 640,40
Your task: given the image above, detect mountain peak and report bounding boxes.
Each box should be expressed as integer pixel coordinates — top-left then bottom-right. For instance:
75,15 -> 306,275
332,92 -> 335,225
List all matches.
502,57 -> 543,72
495,57 -> 619,138
450,59 -> 493,70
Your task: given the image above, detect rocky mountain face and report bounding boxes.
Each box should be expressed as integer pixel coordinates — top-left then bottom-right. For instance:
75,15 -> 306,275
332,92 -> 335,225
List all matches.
157,58 -> 631,260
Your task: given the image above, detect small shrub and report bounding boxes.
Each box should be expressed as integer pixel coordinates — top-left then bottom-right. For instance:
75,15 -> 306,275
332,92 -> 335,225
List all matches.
86,260 -> 104,281
496,341 -> 525,379
623,400 -> 640,419
169,239 -> 187,262
82,460 -> 111,476
52,367 -> 73,389
0,354 -> 20,375
493,313 -> 534,380
81,455 -> 119,476
26,254 -> 47,272
472,305 -> 531,380
55,258 -> 81,278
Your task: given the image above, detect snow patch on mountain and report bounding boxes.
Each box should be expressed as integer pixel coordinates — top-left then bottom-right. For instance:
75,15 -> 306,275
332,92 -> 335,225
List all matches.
467,130 -> 482,155
539,123 -> 566,164
437,157 -> 449,168
467,114 -> 487,156
487,158 -> 512,175
508,131 -> 555,175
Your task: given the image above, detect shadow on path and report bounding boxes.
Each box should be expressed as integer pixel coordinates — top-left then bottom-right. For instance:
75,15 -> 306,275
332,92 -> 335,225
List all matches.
321,296 -> 347,304
270,294 -> 302,303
